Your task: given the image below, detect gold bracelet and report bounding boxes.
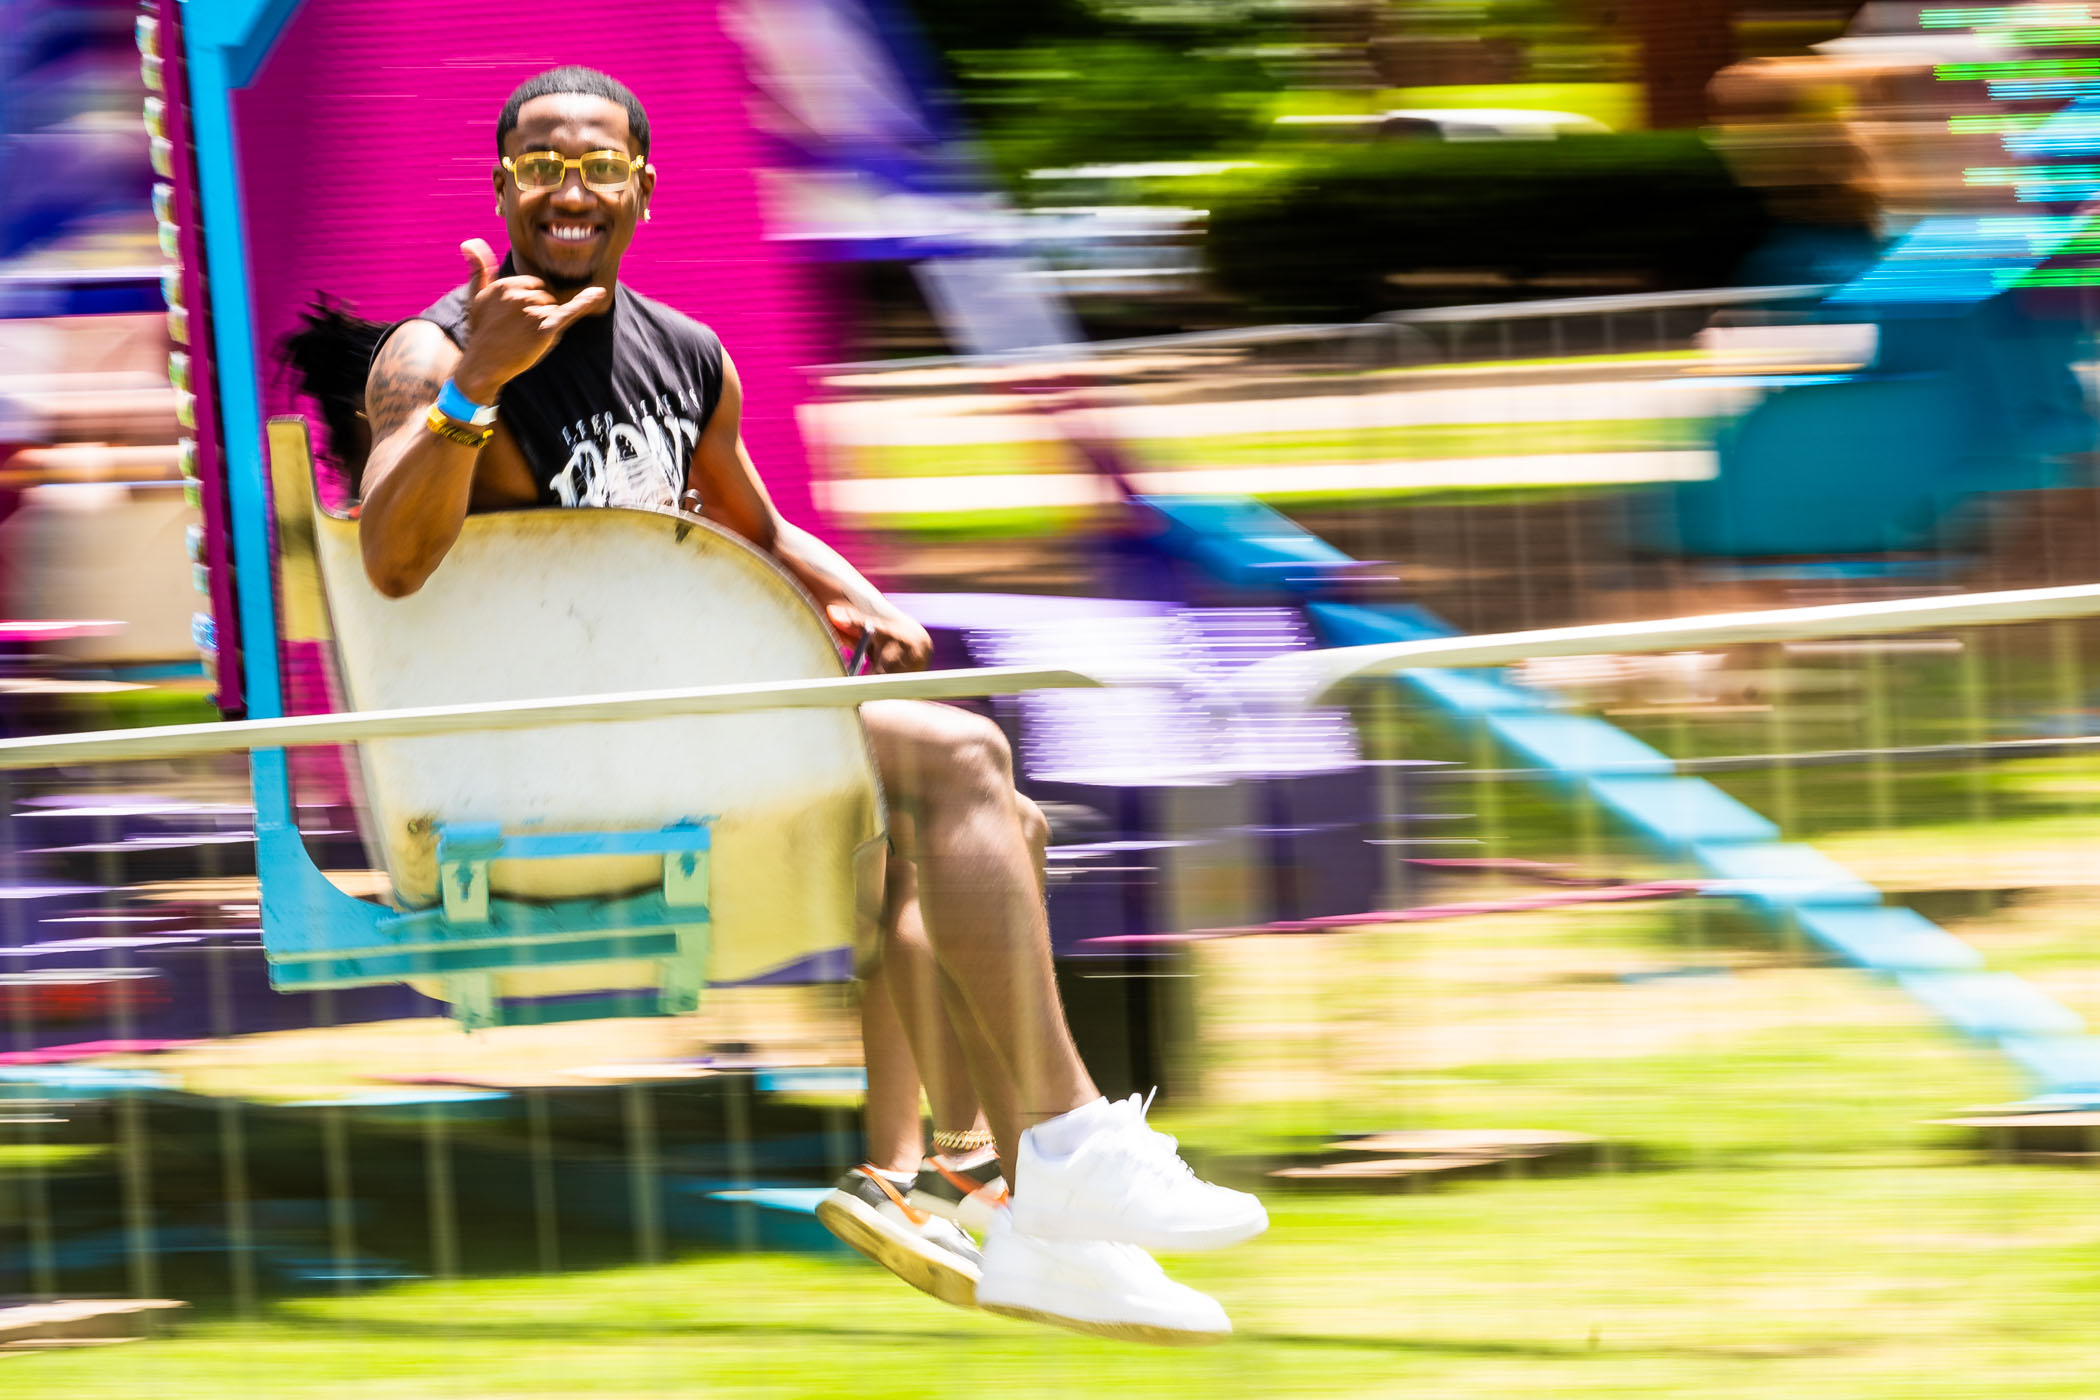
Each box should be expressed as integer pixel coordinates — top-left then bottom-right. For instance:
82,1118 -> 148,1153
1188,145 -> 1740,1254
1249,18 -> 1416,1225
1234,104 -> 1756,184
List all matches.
425,404 -> 494,449
932,1127 -> 995,1154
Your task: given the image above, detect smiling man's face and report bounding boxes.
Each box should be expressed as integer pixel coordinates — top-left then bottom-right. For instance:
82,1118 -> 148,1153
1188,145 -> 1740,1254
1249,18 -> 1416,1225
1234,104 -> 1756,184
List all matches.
493,92 -> 653,292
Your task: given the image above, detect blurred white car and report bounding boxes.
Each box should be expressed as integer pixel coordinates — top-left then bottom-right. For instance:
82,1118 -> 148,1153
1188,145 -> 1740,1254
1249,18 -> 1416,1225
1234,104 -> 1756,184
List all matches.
1275,108 -> 1611,141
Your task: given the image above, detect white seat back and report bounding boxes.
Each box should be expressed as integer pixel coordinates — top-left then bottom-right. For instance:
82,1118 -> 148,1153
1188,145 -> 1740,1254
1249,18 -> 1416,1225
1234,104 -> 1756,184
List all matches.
274,420 -> 884,989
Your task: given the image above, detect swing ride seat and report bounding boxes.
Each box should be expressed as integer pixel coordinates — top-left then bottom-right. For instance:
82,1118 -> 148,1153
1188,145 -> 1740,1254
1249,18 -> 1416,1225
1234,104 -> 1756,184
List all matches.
255,417 -> 885,1028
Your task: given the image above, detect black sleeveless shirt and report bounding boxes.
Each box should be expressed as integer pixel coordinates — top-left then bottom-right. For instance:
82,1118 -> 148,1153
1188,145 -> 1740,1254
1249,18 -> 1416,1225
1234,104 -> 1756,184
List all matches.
406,260 -> 726,509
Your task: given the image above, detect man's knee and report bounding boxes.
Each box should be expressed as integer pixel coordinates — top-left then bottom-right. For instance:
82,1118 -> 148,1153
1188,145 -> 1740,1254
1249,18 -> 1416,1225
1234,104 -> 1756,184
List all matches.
1016,794 -> 1049,855
942,710 -> 1013,788
869,701 -> 1013,797
883,912 -> 937,966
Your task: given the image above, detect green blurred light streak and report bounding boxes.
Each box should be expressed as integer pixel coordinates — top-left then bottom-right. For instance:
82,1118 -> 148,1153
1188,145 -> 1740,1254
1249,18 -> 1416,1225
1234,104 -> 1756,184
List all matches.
2000,267 -> 2100,287
1948,114 -> 2051,134
2002,28 -> 2100,45
1965,164 -> 2100,185
1939,58 -> 2100,79
1925,5 -> 2088,27
842,418 -> 1710,481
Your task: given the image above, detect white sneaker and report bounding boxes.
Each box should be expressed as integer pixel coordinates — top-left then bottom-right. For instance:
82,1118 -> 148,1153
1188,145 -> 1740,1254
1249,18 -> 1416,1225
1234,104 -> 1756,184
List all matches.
976,1211 -> 1230,1346
1011,1094 -> 1268,1252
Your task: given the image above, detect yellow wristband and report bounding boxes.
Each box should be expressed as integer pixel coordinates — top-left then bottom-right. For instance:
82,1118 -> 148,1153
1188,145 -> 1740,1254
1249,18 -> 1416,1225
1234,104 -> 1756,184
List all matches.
425,404 -> 494,449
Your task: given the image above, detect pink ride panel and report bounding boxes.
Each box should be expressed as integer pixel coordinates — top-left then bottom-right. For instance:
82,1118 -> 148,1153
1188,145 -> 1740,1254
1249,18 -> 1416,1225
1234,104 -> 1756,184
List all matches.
233,0 -> 826,527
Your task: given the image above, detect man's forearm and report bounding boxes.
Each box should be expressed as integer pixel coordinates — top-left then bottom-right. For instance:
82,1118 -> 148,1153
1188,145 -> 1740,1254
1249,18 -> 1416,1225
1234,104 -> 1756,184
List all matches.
358,427 -> 481,598
773,521 -> 891,617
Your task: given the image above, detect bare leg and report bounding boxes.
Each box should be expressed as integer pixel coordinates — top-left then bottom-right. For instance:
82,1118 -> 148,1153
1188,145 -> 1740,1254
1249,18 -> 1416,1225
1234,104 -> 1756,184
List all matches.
877,792 -> 1045,1178
858,960 -> 930,1177
934,970 -> 1020,1180
940,793 -> 1047,1177
873,850 -> 991,1150
861,700 -> 1096,1125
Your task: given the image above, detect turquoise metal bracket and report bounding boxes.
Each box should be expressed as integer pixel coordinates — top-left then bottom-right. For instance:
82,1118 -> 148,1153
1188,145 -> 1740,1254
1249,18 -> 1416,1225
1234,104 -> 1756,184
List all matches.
253,748 -> 715,1030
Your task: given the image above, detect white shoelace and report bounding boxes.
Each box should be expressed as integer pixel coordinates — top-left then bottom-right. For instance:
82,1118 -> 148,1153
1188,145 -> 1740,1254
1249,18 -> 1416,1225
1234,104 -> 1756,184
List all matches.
1106,1090 -> 1200,1188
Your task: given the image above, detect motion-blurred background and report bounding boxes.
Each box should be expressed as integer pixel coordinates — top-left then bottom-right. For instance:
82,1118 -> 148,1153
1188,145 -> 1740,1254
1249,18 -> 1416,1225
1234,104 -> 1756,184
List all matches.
7,2 -> 2100,1395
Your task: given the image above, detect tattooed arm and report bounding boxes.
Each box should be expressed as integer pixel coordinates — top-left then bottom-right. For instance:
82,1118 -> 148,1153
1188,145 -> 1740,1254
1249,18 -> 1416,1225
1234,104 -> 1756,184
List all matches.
356,319 -> 480,598
357,243 -> 603,598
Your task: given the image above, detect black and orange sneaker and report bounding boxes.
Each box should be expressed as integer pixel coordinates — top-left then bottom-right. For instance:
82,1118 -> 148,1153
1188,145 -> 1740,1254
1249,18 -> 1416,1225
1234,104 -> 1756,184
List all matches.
816,1165 -> 982,1309
908,1151 -> 1009,1234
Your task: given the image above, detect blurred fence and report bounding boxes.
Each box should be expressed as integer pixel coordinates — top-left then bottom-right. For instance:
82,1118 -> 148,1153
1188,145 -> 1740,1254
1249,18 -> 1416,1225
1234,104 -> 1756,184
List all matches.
4,586 -> 2100,1312
813,283 -> 1839,384
1385,284 -> 1834,363
809,281 -> 2100,636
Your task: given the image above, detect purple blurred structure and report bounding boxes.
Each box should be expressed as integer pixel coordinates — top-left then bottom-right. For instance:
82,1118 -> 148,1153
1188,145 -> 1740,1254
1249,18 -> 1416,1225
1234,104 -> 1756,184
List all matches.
0,787 -> 430,1054
0,0 -> 156,266
898,593 -> 1390,955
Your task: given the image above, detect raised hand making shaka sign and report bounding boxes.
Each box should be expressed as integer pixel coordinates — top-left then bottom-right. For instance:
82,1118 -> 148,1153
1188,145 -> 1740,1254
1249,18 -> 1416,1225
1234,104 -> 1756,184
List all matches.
450,237 -> 607,405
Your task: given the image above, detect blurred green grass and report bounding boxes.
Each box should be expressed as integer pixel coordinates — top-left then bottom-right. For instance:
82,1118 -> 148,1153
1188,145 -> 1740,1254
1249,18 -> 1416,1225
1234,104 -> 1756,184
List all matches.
0,1143 -> 108,1171
21,1073 -> 2100,1398
838,419 -> 1709,480
23,881 -> 2100,1396
23,1161 -> 2100,1400
831,418 -> 1706,535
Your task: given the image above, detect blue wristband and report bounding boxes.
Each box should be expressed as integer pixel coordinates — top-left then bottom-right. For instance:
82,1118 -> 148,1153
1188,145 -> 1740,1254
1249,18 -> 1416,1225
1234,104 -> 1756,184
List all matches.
434,377 -> 495,426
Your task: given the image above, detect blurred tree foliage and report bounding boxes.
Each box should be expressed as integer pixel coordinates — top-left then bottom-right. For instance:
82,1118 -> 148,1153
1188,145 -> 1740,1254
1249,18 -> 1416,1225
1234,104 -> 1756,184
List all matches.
1205,132 -> 1768,320
1396,0 -> 1610,41
949,41 -> 1276,179
901,0 -> 1278,183
896,1 -> 1642,186
1385,0 -> 1629,66
894,2 -> 1766,325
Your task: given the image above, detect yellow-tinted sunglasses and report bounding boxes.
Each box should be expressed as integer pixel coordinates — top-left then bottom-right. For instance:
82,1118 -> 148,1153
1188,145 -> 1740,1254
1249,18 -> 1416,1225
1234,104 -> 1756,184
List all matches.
503,149 -> 647,192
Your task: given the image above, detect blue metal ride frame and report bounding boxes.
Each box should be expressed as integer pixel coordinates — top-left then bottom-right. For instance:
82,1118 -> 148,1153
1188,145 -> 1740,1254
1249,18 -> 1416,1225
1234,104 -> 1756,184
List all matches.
250,760 -> 716,1029
181,0 -> 301,725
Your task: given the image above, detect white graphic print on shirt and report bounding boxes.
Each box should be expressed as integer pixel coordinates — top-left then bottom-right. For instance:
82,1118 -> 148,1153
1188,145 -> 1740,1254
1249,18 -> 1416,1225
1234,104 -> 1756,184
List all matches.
548,388 -> 702,509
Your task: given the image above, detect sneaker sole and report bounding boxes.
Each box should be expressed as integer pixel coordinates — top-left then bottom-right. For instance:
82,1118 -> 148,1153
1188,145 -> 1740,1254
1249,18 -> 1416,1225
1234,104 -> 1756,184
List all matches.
1005,1202 -> 1268,1254
815,1193 -> 980,1311
980,1300 -> 1228,1347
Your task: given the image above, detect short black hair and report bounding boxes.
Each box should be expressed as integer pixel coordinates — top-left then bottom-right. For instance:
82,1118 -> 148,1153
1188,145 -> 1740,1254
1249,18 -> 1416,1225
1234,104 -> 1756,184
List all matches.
496,66 -> 649,159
